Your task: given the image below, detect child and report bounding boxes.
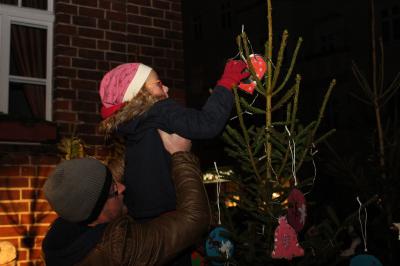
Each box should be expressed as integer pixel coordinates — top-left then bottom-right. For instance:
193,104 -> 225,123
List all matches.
99,61 -> 249,221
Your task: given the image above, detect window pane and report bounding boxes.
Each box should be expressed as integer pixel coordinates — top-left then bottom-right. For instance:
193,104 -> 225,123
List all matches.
10,24 -> 47,79
0,0 -> 17,5
22,0 -> 47,10
9,82 -> 46,120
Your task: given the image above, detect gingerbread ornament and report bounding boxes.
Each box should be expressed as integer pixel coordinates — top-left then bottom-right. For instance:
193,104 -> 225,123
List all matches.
271,216 -> 304,260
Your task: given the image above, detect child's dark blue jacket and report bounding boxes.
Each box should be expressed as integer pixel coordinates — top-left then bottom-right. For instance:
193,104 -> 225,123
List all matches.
118,86 -> 233,219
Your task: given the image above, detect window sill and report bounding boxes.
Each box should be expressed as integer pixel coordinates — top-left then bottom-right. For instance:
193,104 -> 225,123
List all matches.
0,119 -> 57,143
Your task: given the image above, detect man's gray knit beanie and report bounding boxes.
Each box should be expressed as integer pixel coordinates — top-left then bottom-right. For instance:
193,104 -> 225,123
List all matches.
43,158 -> 108,223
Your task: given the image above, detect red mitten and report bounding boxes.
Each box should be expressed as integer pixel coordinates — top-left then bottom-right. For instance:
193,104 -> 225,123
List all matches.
216,60 -> 250,90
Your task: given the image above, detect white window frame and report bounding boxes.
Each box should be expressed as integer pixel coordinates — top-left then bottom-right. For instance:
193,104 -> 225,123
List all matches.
0,1 -> 54,121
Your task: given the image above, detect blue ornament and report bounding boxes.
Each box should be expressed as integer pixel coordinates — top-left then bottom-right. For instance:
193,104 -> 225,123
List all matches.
350,254 -> 382,266
205,227 -> 234,265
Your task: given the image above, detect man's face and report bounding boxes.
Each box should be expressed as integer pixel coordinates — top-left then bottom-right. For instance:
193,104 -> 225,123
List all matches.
102,180 -> 127,221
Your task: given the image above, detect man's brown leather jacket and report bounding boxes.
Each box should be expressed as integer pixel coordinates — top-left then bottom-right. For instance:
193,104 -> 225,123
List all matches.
77,152 -> 210,265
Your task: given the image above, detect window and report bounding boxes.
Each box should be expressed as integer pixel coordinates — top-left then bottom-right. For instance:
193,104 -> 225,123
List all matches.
381,5 -> 400,43
320,33 -> 336,53
313,15 -> 345,56
0,1 -> 54,121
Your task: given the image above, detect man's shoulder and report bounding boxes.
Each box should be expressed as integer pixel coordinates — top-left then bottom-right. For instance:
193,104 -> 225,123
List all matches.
90,216 -> 136,264
102,215 -> 135,238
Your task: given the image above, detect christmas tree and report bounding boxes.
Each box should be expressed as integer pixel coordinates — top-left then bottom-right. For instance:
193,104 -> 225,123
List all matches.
208,0 -> 337,264
321,0 -> 400,264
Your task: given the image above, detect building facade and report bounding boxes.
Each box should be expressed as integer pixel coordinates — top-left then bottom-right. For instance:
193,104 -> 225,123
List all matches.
0,0 -> 184,265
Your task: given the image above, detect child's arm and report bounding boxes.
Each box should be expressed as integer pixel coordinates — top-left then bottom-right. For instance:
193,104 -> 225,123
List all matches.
146,60 -> 249,139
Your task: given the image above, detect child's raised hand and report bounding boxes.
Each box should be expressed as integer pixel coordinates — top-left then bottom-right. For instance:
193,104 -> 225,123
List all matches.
158,130 -> 192,154
216,60 -> 250,90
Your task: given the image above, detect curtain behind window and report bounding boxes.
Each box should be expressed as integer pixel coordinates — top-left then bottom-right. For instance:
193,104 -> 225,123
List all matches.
10,24 -> 47,119
22,0 -> 47,10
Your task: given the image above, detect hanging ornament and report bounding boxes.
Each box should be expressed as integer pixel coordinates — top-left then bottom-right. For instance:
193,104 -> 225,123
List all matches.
287,188 -> 307,232
271,216 -> 304,260
349,198 -> 382,265
238,54 -> 267,94
350,254 -> 383,266
205,227 -> 234,265
340,237 -> 361,257
391,222 -> 400,240
191,250 -> 206,266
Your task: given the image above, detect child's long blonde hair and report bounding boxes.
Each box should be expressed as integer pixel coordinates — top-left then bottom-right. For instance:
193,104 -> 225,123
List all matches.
99,88 -> 160,136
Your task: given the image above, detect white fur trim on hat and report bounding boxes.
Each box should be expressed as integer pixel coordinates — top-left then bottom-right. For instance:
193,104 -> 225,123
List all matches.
122,64 -> 153,102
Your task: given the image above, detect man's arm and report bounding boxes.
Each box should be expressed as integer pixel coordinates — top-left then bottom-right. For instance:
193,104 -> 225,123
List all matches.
103,134 -> 210,265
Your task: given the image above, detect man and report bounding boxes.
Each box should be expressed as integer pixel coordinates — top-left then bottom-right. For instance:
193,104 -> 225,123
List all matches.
42,132 -> 210,265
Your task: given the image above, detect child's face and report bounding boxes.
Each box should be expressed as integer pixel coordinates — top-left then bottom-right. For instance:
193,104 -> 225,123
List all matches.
144,71 -> 169,99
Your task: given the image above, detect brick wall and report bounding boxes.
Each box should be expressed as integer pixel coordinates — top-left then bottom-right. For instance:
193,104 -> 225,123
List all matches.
0,151 -> 59,265
0,1 -> 184,265
54,0 -> 185,144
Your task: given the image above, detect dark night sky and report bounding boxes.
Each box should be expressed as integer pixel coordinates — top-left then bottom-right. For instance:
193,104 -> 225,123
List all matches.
181,0 -> 400,226
181,0 -> 399,155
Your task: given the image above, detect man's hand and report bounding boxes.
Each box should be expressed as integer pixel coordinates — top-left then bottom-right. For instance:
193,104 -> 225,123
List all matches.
158,130 -> 191,154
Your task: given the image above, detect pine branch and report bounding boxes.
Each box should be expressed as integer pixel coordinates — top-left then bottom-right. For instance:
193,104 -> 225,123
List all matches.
271,30 -> 289,91
334,194 -> 379,238
296,79 -> 336,172
239,33 -> 266,96
276,104 -> 294,177
348,91 -> 374,106
314,129 -> 336,145
382,72 -> 400,106
252,128 -> 267,156
286,102 -> 292,125
267,0 -> 273,63
272,37 -> 303,96
351,61 -> 373,99
379,37 -> 384,95
225,125 -> 247,148
371,0 -> 378,100
225,147 -> 251,166
271,83 -> 296,112
265,0 -> 274,186
295,121 -> 317,142
233,87 -> 262,180
290,75 -> 301,132
240,97 -> 266,114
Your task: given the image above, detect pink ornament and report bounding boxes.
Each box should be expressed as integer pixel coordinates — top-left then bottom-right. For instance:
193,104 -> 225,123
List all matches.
271,216 -> 304,260
238,54 -> 267,94
287,188 -> 307,232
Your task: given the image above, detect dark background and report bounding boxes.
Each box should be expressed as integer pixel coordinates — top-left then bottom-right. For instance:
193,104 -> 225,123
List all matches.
181,0 -> 400,263
181,0 -> 399,183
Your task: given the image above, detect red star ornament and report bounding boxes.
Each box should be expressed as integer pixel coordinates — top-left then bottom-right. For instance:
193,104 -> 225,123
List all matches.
271,216 -> 304,260
287,188 -> 307,232
238,54 -> 267,94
